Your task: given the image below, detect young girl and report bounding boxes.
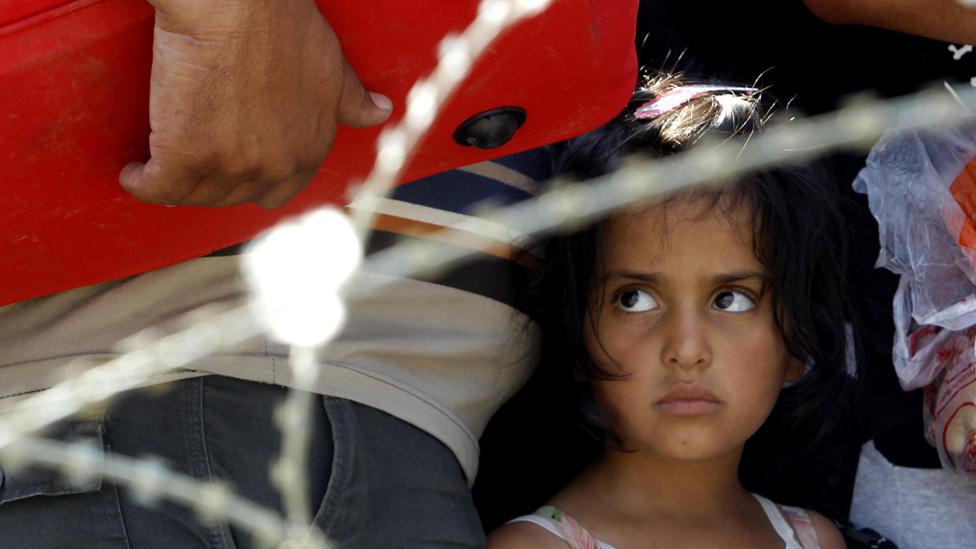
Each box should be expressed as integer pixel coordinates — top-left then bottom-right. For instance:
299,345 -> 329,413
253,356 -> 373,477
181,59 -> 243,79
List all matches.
488,75 -> 854,548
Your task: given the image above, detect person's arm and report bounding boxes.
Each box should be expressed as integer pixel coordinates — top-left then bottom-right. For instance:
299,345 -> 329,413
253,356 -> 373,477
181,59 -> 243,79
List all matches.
803,0 -> 976,45
807,510 -> 847,549
120,0 -> 392,209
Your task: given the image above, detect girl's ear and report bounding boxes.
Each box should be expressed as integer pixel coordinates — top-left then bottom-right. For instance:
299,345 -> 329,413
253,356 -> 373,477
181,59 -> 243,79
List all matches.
784,356 -> 808,383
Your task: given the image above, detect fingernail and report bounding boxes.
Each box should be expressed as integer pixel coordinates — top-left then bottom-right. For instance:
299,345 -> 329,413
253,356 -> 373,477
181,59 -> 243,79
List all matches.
369,92 -> 393,112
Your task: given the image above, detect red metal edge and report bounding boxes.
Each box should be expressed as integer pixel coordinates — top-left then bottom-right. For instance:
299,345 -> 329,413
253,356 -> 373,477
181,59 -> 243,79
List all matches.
1,0 -> 639,305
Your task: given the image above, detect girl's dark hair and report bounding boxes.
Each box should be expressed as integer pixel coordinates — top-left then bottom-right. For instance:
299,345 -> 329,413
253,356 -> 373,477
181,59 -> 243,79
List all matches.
537,73 -> 860,449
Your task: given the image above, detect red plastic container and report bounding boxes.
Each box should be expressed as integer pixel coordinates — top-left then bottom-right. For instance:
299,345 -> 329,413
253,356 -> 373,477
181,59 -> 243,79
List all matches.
0,0 -> 638,305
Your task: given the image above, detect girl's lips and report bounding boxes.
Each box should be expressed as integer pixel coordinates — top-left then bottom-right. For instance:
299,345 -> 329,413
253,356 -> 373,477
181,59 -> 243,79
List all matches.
656,384 -> 722,416
655,399 -> 722,415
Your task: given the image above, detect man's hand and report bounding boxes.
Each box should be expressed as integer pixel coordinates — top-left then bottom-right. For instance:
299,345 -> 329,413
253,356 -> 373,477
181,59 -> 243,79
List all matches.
120,0 -> 392,208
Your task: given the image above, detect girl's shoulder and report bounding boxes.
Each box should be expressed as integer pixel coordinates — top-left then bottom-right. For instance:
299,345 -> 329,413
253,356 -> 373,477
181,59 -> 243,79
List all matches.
492,498 -> 845,549
488,519 -> 575,549
802,509 -> 846,549
488,505 -> 610,549
760,496 -> 844,549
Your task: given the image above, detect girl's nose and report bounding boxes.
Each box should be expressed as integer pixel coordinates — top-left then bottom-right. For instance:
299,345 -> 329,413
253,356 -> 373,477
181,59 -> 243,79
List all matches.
660,309 -> 712,370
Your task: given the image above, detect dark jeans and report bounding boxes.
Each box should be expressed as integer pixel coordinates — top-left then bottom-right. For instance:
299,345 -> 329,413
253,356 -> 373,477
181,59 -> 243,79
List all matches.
0,376 -> 485,548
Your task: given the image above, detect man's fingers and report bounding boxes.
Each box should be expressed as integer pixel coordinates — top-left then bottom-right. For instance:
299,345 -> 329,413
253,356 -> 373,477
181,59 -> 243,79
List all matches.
119,162 -> 147,194
255,172 -> 318,210
119,160 -> 203,205
121,157 -> 317,208
336,60 -> 392,129
209,179 -> 270,208
127,1 -> 380,209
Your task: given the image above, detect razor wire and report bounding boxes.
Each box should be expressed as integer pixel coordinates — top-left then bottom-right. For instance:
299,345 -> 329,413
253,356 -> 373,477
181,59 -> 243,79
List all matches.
2,85 -> 974,548
1,1 -> 975,547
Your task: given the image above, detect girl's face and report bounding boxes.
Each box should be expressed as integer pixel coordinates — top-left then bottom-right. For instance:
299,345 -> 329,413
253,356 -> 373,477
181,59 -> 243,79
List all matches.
584,197 -> 803,462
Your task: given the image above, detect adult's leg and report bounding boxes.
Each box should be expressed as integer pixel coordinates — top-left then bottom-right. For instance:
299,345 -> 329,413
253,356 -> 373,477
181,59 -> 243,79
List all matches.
0,376 -> 484,548
313,398 -> 486,549
105,376 -> 331,549
0,420 -> 130,549
0,376 -> 328,549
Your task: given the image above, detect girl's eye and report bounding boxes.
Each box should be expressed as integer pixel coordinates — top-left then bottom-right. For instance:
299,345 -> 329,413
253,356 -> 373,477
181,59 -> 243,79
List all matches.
615,289 -> 658,313
712,290 -> 755,312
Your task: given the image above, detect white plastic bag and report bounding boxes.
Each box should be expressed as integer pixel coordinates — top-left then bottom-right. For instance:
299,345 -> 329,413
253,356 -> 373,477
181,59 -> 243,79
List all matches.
854,117 -> 976,473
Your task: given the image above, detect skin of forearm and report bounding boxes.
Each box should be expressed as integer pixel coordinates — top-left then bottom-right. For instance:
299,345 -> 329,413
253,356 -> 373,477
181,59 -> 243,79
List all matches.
803,0 -> 976,44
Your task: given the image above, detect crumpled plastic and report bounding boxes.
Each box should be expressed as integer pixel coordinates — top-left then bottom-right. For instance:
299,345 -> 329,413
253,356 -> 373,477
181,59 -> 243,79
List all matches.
854,117 -> 976,473
919,324 -> 976,473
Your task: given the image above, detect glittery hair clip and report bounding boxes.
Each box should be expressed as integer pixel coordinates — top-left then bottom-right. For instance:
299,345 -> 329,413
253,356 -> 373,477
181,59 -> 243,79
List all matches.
634,85 -> 759,120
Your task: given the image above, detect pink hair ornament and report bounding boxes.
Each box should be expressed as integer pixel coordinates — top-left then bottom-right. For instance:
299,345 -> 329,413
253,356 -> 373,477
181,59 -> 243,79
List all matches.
634,85 -> 759,120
